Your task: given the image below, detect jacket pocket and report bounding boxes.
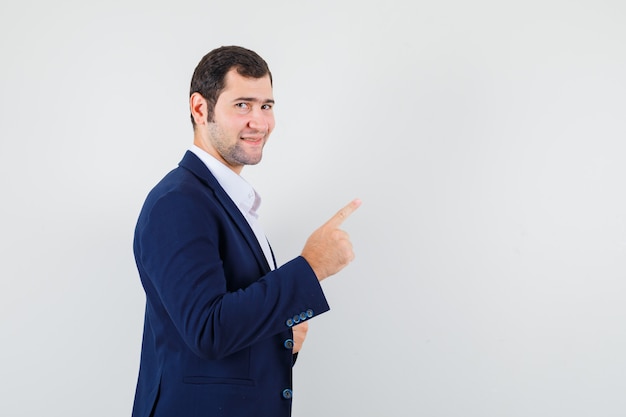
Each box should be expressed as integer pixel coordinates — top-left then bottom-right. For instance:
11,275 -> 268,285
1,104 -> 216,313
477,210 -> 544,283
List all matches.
183,376 -> 255,386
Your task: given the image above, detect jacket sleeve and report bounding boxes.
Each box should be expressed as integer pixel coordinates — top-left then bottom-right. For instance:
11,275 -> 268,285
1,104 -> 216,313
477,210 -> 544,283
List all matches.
134,188 -> 330,360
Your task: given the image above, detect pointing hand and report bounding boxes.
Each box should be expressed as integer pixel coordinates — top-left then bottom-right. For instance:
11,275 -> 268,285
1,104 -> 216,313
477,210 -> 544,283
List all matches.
301,199 -> 361,281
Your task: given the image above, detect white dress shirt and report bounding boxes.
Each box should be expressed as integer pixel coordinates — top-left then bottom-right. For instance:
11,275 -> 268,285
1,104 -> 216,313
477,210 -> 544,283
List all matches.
189,145 -> 275,270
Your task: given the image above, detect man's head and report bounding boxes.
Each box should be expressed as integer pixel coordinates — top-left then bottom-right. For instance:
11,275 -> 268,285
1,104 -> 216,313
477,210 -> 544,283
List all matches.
190,45 -> 273,126
189,46 -> 275,173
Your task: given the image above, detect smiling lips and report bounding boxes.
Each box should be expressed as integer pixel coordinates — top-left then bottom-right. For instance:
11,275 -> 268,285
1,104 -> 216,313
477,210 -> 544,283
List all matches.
241,135 -> 265,143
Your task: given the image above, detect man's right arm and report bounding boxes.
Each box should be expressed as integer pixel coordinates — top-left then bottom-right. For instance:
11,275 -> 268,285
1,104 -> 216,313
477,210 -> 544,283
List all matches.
135,189 -> 331,360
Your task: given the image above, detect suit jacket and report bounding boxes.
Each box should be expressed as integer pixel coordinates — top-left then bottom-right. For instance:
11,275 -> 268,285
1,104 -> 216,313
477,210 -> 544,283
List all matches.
131,151 -> 330,417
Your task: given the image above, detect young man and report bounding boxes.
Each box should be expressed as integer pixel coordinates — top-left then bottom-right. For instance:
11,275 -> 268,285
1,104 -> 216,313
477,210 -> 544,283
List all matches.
131,45 -> 360,417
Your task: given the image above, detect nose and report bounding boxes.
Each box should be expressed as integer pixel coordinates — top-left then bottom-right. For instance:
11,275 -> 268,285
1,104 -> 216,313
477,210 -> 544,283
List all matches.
248,109 -> 271,133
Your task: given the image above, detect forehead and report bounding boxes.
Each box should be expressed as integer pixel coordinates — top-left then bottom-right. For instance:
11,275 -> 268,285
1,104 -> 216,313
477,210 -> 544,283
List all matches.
220,68 -> 273,100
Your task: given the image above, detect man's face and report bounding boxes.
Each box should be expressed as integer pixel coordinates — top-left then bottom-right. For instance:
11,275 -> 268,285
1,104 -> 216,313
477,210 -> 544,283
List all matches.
203,69 -> 275,172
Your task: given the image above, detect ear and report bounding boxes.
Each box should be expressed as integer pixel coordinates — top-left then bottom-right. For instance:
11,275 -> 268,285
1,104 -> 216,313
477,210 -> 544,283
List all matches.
190,93 -> 208,126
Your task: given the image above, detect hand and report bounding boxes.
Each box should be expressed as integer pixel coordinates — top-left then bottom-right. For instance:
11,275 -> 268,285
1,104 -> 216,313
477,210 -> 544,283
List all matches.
292,322 -> 308,354
301,198 -> 361,281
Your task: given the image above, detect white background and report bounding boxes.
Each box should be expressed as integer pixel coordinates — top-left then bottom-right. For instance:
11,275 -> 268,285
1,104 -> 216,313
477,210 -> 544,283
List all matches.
2,1 -> 626,416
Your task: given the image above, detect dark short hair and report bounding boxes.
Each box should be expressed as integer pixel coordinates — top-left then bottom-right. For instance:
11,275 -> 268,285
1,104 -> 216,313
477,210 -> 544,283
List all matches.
189,45 -> 273,127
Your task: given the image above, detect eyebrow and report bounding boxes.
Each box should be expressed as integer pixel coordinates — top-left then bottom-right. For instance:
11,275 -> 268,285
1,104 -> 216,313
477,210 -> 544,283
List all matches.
233,97 -> 275,104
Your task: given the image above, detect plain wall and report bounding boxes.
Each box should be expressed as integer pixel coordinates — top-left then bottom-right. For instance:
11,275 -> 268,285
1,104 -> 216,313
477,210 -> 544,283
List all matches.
1,1 -> 625,416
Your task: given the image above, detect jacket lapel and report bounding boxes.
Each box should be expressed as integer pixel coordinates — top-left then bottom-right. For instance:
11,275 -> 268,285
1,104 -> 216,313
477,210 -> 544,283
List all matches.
178,151 -> 271,273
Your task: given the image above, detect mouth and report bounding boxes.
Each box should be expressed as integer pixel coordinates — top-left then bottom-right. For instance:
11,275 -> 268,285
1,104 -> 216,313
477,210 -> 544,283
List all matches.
241,136 -> 265,143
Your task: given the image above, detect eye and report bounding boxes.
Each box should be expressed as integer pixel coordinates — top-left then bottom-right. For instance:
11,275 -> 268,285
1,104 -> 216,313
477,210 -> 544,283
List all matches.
261,104 -> 273,110
235,102 -> 250,110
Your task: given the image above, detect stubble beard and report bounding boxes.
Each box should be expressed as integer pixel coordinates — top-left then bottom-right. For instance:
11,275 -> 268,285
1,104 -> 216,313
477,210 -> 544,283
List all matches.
226,141 -> 264,166
208,123 -> 264,167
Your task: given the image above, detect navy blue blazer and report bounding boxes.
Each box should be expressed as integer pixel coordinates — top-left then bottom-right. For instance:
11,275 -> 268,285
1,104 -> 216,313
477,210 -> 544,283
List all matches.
132,151 -> 330,417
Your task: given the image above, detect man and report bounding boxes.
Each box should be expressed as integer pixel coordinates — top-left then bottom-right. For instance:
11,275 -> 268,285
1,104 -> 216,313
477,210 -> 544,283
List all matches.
131,45 -> 360,417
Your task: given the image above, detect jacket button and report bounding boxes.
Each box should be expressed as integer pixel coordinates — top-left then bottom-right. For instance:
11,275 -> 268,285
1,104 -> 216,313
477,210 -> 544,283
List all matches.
299,311 -> 307,321
282,389 -> 293,399
306,309 -> 314,318
293,315 -> 301,324
286,318 -> 294,327
284,339 -> 294,349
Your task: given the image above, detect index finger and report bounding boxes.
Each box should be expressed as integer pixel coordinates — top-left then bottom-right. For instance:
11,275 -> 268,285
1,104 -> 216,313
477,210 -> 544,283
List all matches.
325,198 -> 362,228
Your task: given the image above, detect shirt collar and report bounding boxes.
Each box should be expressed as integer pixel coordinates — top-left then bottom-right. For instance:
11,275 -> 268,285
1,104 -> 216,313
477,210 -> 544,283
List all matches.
189,145 -> 261,219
